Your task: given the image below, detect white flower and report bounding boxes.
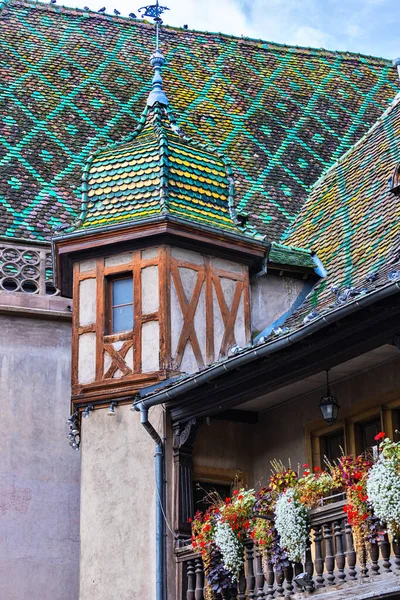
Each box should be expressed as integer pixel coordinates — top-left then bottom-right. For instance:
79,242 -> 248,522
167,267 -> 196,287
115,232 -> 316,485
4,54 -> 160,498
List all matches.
275,488 -> 309,563
214,519 -> 243,580
367,456 -> 400,537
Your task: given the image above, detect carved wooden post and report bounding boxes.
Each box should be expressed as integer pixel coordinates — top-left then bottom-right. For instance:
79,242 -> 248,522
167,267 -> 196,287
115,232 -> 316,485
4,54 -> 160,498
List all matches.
360,544 -> 369,578
323,523 -> 335,585
275,570 -> 285,598
245,540 -> 256,600
194,556 -> 205,600
237,571 -> 247,600
304,538 -> 314,592
187,559 -> 196,600
173,419 -> 198,543
334,521 -> 346,582
370,542 -> 380,576
284,563 -> 293,597
345,522 -> 357,580
392,538 -> 400,572
313,525 -> 325,588
255,549 -> 266,600
265,551 -> 275,598
379,533 -> 392,574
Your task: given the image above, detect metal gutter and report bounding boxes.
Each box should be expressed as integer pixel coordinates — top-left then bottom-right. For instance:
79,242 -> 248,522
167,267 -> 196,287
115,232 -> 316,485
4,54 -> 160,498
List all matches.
138,404 -> 165,600
134,281 -> 400,411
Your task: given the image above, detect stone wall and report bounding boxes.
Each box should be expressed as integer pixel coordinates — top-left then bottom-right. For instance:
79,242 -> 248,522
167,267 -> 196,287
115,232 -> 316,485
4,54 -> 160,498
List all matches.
0,314 -> 79,600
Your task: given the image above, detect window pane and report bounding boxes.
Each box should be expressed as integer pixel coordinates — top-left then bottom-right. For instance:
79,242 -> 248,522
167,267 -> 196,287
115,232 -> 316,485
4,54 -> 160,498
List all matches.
322,429 -> 344,463
112,278 -> 133,307
193,481 -> 232,515
361,419 -> 380,452
112,304 -> 133,333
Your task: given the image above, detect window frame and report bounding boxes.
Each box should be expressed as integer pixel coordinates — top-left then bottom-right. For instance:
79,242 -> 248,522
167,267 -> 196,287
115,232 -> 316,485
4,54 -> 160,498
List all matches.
106,273 -> 134,336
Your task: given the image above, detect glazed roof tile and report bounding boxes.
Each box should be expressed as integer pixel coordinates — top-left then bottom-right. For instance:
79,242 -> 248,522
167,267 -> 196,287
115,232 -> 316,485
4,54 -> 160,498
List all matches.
0,0 -> 398,241
268,242 -> 315,269
281,93 -> 400,328
78,102 -> 256,236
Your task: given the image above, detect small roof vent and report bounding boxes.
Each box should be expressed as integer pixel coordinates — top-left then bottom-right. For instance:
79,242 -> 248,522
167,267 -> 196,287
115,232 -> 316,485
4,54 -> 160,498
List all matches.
393,57 -> 400,80
389,162 -> 400,196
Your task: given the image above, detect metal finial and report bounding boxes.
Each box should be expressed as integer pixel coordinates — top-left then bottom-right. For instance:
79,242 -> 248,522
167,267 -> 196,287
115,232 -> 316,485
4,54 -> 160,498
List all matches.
139,0 -> 170,107
139,0 -> 169,50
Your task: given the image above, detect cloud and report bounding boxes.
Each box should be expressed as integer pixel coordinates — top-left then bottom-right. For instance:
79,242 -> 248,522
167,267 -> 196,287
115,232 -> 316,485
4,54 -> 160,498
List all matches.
291,26 -> 334,49
59,0 -> 400,59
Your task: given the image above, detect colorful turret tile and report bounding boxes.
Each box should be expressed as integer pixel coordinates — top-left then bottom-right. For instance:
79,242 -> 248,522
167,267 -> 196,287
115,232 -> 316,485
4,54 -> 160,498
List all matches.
76,49 -> 261,240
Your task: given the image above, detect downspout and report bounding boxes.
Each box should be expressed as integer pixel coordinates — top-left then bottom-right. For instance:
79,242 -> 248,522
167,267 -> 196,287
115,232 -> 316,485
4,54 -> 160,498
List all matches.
139,403 -> 164,600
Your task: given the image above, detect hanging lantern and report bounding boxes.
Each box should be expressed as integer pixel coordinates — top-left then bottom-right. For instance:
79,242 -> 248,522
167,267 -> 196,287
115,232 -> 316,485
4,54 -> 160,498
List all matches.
319,370 -> 340,425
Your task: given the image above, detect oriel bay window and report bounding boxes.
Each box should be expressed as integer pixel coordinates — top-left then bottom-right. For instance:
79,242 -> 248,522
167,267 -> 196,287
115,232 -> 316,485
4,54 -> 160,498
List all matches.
107,276 -> 134,334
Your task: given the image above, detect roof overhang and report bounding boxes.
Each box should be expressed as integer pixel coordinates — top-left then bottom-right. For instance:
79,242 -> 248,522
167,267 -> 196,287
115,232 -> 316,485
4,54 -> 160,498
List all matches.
134,281 -> 400,422
52,214 -> 268,297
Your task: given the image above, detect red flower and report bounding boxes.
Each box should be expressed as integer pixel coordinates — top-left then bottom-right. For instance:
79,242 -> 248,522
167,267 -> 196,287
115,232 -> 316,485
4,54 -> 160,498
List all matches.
225,497 -> 231,504
188,517 -> 192,523
204,524 -> 211,532
302,463 -> 309,468
303,470 -> 310,476
250,532 -> 255,539
233,490 -> 239,496
238,495 -> 243,500
354,471 -> 362,481
374,431 -> 385,441
244,521 -> 250,529
314,467 -> 320,472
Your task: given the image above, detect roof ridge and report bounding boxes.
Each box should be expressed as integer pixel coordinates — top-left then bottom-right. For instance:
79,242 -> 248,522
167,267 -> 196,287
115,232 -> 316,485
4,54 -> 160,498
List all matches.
4,0 -> 394,65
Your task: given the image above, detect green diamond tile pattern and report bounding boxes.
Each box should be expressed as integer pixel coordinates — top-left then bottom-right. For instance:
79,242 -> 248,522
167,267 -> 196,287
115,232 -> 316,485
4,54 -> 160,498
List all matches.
0,0 -> 398,241
281,95 -> 400,327
79,104 -> 256,237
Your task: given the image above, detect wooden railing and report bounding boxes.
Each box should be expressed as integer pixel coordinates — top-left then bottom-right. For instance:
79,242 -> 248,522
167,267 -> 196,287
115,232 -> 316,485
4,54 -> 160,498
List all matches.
177,497 -> 400,599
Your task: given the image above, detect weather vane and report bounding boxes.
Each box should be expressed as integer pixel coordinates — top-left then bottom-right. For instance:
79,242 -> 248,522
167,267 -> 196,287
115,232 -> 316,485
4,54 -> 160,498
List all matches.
139,0 -> 169,50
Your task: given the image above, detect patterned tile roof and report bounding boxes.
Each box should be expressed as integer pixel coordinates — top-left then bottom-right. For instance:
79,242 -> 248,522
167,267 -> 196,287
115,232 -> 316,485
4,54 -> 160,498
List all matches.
0,0 -> 398,242
78,100 -> 257,237
281,93 -> 400,328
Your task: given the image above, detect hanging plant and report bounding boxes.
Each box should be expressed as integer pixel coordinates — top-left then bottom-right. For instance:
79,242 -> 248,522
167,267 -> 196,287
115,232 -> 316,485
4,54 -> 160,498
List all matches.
214,519 -> 244,581
367,434 -> 400,540
274,488 -> 309,563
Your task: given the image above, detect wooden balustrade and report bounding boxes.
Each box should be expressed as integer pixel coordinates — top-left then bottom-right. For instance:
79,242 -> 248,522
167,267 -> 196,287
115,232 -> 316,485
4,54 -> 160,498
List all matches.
177,497 -> 399,599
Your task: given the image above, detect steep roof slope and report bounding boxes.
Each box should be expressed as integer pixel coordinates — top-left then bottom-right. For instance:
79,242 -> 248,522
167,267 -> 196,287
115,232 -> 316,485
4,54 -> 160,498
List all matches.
281,93 -> 400,327
0,0 -> 397,241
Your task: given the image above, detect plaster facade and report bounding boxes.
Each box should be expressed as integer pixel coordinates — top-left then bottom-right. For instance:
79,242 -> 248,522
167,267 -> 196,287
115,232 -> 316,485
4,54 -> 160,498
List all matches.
250,274 -> 305,335
0,314 -> 79,600
79,404 -> 163,600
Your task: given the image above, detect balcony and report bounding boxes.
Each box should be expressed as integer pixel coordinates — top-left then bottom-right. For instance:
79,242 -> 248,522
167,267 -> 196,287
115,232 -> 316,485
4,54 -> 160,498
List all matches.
177,495 -> 400,599
0,241 -> 71,315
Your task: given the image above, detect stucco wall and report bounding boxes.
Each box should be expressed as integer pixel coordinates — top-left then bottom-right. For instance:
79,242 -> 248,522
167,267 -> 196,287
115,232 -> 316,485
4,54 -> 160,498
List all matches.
0,314 -> 79,600
250,273 -> 305,335
79,404 -> 162,600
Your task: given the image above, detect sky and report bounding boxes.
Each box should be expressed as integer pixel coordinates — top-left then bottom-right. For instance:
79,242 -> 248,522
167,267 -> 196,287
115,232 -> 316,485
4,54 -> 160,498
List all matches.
60,0 -> 400,60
